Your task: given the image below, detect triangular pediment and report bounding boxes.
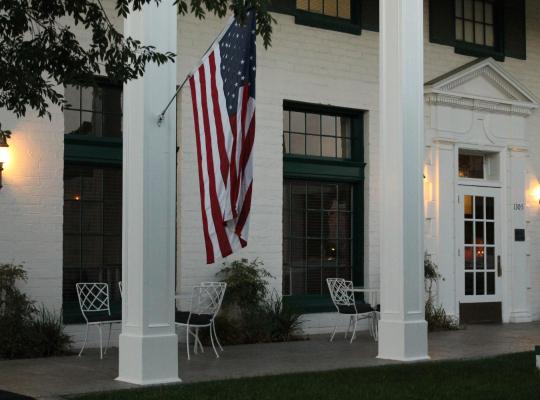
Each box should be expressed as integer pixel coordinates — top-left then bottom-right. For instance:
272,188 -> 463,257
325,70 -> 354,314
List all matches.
425,58 -> 538,116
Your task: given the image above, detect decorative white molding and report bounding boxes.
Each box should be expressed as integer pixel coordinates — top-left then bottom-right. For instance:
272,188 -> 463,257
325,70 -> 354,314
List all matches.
425,58 -> 539,117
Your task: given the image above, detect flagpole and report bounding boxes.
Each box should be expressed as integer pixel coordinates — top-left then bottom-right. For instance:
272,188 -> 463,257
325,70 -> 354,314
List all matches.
156,15 -> 236,126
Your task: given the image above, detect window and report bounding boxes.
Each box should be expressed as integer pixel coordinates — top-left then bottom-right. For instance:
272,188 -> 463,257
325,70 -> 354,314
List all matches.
294,0 -> 361,35
64,82 -> 122,138
63,79 -> 123,323
283,110 -> 352,159
282,102 -> 364,312
296,0 -> 351,20
459,153 -> 484,179
283,181 -> 354,296
455,0 -> 495,47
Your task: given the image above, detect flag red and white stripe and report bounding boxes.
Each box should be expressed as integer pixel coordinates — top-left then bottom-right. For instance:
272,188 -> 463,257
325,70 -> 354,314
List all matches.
189,12 -> 257,264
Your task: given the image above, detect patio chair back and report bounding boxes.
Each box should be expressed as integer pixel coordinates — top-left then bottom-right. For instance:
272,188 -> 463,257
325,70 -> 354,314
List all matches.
326,278 -> 356,313
118,281 -> 123,298
190,282 -> 227,319
76,283 -> 111,321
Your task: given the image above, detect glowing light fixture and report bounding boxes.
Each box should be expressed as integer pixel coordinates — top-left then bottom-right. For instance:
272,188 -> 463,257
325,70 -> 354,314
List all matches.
0,132 -> 9,190
534,186 -> 540,205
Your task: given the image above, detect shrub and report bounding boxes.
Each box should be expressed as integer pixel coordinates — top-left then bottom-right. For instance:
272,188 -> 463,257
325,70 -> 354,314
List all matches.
424,254 -> 460,332
0,262 -> 71,359
201,259 -> 304,346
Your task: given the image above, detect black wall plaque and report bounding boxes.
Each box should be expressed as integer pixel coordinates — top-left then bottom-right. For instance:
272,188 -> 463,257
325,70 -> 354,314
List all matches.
515,229 -> 525,242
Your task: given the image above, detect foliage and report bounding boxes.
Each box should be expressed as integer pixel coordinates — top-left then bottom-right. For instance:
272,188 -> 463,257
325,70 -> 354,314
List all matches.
0,0 -> 275,137
424,254 -> 460,332
76,352 -> 540,400
0,262 -> 71,359
205,259 -> 303,345
217,258 -> 273,311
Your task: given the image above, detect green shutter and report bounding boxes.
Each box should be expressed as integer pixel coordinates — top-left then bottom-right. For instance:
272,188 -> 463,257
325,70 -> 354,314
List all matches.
361,0 -> 379,32
503,0 -> 526,60
268,0 -> 295,15
429,0 -> 455,46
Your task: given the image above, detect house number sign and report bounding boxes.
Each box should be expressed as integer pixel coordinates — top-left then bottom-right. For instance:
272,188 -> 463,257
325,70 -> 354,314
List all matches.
513,203 -> 525,211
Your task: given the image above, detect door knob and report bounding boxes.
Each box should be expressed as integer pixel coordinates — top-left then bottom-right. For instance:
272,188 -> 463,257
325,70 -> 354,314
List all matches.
497,255 -> 502,277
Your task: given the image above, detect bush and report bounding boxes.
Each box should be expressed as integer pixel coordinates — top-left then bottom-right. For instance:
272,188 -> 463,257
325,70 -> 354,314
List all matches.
0,262 -> 71,359
424,254 -> 460,332
200,259 -> 304,346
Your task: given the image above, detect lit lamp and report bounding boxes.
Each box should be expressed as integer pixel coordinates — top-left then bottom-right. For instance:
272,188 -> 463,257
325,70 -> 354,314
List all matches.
0,132 -> 9,189
534,186 -> 540,205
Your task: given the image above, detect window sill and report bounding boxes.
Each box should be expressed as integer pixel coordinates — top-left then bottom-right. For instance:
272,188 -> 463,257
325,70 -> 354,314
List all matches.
454,41 -> 505,62
294,10 -> 361,36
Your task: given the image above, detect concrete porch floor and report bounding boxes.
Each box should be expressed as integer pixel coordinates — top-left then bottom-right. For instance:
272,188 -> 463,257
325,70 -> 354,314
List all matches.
0,322 -> 539,399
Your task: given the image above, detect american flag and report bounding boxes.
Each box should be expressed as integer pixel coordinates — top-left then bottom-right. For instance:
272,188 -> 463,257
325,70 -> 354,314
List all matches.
189,11 -> 256,264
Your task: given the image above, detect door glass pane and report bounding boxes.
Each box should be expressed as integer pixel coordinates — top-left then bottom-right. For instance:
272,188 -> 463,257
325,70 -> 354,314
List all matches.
465,247 -> 474,270
476,272 -> 485,295
486,222 -> 494,244
465,272 -> 474,295
486,197 -> 494,219
487,272 -> 495,295
486,247 -> 495,270
475,196 -> 484,219
476,247 -> 485,269
465,221 -> 474,244
464,195 -> 473,219
475,222 -> 484,244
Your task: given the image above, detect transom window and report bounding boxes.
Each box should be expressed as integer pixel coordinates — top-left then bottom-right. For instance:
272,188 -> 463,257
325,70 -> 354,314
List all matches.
455,0 -> 496,47
64,82 -> 122,138
283,181 -> 353,296
459,153 -> 484,179
296,0 -> 351,20
283,110 -> 352,159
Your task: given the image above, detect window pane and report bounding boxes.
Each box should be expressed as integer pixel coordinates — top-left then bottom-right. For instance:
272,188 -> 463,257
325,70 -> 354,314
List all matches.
338,212 -> 351,238
455,0 -> 463,17
465,221 -> 473,244
82,203 -> 103,235
323,240 -> 337,265
475,222 -> 484,245
102,86 -> 122,115
290,111 -> 305,133
296,0 -> 308,11
322,137 -> 336,158
485,25 -> 494,46
323,211 -> 337,238
103,114 -> 122,138
64,109 -> 81,135
307,211 -> 322,237
464,195 -> 473,218
338,117 -> 351,138
324,0 -> 337,17
474,22 -> 484,44
459,154 -> 484,179
465,247 -> 474,270
306,113 -> 321,134
456,19 -> 464,41
486,197 -> 494,220
307,239 -> 321,266
476,246 -> 485,269
283,132 -> 290,153
283,110 -> 290,131
307,184 -> 321,209
464,20 -> 474,42
337,0 -> 350,19
322,184 -> 338,210
464,0 -> 473,19
309,0 -> 323,13
337,138 -> 352,159
306,135 -> 321,156
475,196 -> 484,219
65,85 -> 81,109
322,115 -> 336,136
306,268 -> 322,294
485,2 -> 493,23
290,133 -> 305,155
486,222 -> 494,244
474,1 -> 484,21
487,272 -> 495,294
82,111 -> 102,137
465,272 -> 474,295
486,247 -> 495,270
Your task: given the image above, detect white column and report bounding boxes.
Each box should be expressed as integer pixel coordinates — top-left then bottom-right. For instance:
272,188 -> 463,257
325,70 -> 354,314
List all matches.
117,0 -> 180,385
378,0 -> 429,361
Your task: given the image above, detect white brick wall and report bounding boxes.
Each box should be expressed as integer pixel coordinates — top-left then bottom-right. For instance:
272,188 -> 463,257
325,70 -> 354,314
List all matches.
2,1 -> 540,346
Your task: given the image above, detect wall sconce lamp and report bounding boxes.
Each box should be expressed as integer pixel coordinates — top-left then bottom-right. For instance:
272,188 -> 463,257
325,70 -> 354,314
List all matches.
0,132 -> 9,190
534,186 -> 540,205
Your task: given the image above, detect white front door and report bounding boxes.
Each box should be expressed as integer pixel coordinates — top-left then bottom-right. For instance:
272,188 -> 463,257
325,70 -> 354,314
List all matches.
456,186 -> 502,304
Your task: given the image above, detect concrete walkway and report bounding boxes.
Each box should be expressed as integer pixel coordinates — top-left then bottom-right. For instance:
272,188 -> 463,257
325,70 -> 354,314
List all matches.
1,322 -> 539,399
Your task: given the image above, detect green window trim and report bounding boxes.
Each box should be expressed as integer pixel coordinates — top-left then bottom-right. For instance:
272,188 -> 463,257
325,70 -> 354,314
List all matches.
283,102 -> 365,313
294,9 -> 361,35
64,135 -> 122,166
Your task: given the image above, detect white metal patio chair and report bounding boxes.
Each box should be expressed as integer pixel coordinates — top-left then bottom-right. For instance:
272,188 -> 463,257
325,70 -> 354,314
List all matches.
118,281 -> 123,298
200,281 -> 227,353
326,278 -> 379,343
76,283 -> 121,359
175,282 -> 227,360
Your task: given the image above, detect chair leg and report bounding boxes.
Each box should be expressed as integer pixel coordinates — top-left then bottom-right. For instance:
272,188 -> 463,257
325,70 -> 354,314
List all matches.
98,325 -> 103,359
104,323 -> 112,355
78,324 -> 89,357
186,326 -> 191,361
209,325 -> 219,359
212,322 -> 223,352
193,328 -> 204,354
329,314 -> 339,342
350,318 -> 358,344
345,316 -> 353,339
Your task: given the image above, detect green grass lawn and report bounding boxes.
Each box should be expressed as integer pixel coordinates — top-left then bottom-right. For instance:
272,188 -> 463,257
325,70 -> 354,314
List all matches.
75,352 -> 540,400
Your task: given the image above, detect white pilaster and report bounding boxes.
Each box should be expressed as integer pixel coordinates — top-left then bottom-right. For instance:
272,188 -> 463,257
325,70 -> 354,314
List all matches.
117,0 -> 180,385
508,148 -> 532,323
378,0 -> 429,361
